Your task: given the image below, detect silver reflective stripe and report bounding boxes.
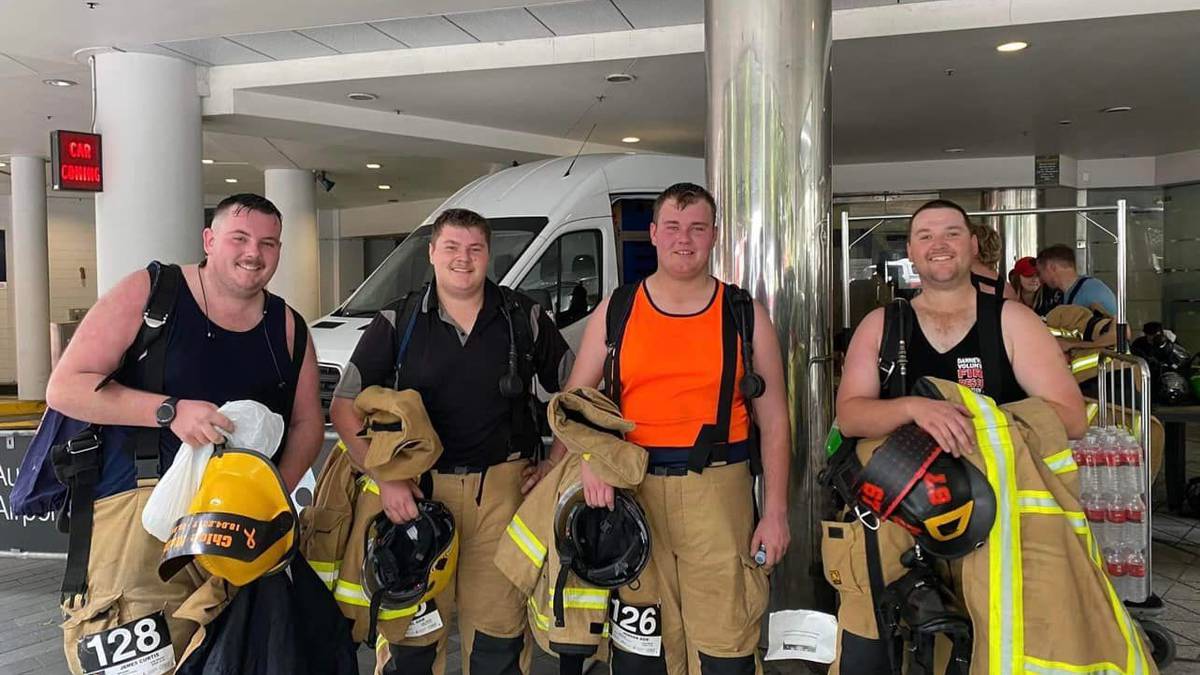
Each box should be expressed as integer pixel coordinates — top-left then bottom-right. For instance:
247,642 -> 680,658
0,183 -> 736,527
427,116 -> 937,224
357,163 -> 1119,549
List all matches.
963,388 -> 1019,675
1017,495 -> 1059,511
1025,660 -> 1123,675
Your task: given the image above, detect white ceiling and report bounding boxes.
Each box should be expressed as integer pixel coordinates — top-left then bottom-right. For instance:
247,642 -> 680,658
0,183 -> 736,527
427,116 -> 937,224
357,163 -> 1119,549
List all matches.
3,1 -> 1200,208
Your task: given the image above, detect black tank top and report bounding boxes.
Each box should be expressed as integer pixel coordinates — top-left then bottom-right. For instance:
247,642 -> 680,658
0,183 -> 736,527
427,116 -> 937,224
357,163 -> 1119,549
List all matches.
97,278 -> 298,499
905,300 -> 1025,404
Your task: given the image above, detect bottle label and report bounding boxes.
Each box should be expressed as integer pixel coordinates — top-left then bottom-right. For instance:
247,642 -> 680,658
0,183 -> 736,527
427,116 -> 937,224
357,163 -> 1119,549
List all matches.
1126,563 -> 1147,578
1106,561 -> 1126,576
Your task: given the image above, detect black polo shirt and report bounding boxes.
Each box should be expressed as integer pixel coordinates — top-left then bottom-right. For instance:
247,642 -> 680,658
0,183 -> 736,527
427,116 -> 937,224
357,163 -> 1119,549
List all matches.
334,280 -> 572,467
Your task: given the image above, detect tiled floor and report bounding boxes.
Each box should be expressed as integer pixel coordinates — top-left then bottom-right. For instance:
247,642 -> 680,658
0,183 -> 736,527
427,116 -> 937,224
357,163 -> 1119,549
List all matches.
3,424 -> 1200,674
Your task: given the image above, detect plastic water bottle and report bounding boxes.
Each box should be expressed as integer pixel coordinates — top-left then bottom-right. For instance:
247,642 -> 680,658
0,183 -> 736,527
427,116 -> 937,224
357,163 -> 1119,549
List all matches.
1105,541 -> 1128,599
1124,504 -> 1149,602
1119,432 -> 1145,500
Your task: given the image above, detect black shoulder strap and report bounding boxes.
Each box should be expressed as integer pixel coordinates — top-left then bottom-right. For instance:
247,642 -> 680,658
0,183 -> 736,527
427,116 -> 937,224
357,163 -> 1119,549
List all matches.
392,287 -> 426,388
603,282 -> 640,407
878,298 -> 912,400
499,286 -> 535,369
688,284 -> 739,473
125,262 -> 184,478
863,526 -> 902,675
975,292 -> 1005,401
283,307 -> 308,424
1065,276 -> 1090,305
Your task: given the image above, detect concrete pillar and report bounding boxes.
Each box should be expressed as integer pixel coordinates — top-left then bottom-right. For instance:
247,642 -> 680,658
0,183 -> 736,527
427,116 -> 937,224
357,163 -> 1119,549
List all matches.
706,0 -> 835,615
94,52 -> 203,294
265,169 -> 319,320
10,156 -> 51,400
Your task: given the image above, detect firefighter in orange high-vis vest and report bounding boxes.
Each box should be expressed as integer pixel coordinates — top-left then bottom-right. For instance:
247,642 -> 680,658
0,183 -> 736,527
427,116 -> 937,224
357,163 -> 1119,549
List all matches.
552,182 -> 793,675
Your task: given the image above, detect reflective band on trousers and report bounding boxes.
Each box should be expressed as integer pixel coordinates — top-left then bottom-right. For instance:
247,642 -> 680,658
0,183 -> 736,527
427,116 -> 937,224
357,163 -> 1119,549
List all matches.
958,387 -> 1149,675
506,514 -> 546,568
334,579 -> 420,620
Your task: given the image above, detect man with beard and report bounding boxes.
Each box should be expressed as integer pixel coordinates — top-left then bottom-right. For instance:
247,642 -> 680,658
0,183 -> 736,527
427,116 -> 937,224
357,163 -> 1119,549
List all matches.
46,193 -> 324,672
830,199 -> 1086,671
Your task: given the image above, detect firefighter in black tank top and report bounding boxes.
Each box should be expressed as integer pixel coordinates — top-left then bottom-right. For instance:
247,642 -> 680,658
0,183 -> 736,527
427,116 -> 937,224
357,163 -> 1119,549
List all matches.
831,199 -> 1088,674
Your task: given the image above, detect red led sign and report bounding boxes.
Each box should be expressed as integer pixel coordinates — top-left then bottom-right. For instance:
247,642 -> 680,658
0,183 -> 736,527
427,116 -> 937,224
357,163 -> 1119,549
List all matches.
51,130 -> 103,192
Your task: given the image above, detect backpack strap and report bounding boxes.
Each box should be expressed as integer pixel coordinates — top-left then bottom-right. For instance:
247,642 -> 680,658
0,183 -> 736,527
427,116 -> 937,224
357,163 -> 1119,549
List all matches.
602,283 -> 640,407
498,286 -> 540,463
878,298 -> 913,400
688,284 -> 740,473
1065,276 -> 1091,305
61,261 -> 182,605
280,306 -> 309,428
391,286 -> 427,389
726,284 -> 764,476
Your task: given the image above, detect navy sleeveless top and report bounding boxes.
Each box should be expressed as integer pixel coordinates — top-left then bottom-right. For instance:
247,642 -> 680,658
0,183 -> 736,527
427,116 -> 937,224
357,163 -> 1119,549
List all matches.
96,277 -> 298,499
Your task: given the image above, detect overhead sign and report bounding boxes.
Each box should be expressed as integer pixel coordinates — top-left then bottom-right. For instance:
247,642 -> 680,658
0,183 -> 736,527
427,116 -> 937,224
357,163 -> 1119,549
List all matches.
51,130 -> 103,192
1034,154 -> 1060,187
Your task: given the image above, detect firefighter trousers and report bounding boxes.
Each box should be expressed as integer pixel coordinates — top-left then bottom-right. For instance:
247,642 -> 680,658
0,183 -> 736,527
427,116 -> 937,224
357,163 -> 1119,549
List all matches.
375,459 -> 533,675
612,462 -> 769,675
59,483 -> 205,675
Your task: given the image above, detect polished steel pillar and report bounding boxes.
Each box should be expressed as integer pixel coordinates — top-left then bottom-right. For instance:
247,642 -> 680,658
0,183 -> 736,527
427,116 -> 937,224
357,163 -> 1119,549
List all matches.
707,0 -> 834,613
984,188 -> 1039,276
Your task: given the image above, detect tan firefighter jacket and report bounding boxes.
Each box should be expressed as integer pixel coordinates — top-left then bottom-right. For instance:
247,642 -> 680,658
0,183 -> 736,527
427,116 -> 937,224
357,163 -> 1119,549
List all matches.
830,378 -> 1155,675
494,387 -> 648,659
1044,305 -> 1118,382
299,386 -> 444,644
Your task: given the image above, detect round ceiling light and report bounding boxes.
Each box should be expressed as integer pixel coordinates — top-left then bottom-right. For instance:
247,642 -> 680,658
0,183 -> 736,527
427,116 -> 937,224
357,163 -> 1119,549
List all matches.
201,159 -> 214,165
605,73 -> 636,84
366,162 -> 382,169
224,178 -> 238,183
996,41 -> 1028,53
378,184 -> 392,190
347,92 -> 379,101
1101,105 -> 1133,114
43,78 -> 78,87
622,136 -> 641,144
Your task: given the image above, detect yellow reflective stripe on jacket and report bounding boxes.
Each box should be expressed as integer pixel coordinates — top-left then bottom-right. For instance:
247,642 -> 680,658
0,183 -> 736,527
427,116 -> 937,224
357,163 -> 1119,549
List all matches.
1086,403 -> 1100,423
549,587 -> 610,610
1043,449 -> 1078,475
528,597 -> 551,631
333,579 -> 420,620
959,387 -> 1024,675
307,559 -> 342,590
362,477 -> 380,495
506,514 -> 547,568
1025,656 -> 1126,674
1071,353 -> 1100,374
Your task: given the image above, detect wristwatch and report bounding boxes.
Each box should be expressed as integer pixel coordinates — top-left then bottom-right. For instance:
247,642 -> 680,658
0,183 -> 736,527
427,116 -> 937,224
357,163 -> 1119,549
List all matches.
155,397 -> 180,427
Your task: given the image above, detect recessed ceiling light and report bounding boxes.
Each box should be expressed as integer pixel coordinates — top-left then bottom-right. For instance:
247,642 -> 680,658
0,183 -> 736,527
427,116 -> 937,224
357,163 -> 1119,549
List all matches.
996,41 -> 1028,53
1101,105 -> 1133,114
0,162 -> 6,167
378,184 -> 391,190
943,147 -> 965,153
347,92 -> 378,101
201,159 -> 214,165
224,178 -> 238,183
1057,120 -> 1073,126
43,78 -> 78,87
622,137 -> 640,144
605,73 -> 636,84
366,163 -> 382,169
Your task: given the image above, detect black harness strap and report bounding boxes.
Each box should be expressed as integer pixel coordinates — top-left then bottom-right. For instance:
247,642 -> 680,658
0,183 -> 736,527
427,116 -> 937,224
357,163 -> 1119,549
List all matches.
878,298 -> 912,399
603,283 -> 640,408
863,526 -> 902,675
1065,275 -> 1092,306
59,262 -> 183,605
688,291 -> 739,473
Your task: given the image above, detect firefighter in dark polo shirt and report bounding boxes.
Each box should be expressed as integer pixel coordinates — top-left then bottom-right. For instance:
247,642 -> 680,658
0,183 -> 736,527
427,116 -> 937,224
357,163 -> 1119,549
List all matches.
329,208 -> 573,675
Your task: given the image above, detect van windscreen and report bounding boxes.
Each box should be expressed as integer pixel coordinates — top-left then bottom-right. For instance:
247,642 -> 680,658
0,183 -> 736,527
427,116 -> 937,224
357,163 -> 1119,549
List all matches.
336,216 -> 548,317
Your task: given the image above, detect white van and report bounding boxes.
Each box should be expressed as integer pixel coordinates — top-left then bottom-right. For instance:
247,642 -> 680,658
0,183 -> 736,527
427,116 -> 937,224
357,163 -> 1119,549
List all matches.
312,152 -> 704,417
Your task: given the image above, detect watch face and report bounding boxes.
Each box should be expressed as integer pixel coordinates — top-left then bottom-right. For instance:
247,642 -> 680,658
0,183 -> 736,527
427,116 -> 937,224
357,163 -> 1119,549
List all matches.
157,401 -> 175,425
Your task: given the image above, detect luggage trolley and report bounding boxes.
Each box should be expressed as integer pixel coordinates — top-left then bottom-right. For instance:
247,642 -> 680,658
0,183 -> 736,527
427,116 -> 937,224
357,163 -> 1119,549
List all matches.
1095,350 -> 1176,668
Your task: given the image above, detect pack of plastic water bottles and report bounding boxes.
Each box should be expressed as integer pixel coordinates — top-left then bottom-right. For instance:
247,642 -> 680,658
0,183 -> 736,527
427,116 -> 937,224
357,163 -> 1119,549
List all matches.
1072,426 -> 1149,602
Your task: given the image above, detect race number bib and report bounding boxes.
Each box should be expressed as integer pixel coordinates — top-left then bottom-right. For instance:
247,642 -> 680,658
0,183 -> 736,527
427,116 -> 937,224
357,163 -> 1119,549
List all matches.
609,598 -> 662,657
77,612 -> 175,675
404,601 -> 444,638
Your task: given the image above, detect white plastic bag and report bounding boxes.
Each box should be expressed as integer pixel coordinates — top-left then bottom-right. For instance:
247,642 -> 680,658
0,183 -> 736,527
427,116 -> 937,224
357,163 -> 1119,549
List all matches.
142,400 -> 285,541
763,609 -> 838,664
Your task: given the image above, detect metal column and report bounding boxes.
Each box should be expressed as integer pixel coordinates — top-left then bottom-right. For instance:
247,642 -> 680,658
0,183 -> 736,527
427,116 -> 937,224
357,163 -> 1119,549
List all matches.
706,0 -> 834,612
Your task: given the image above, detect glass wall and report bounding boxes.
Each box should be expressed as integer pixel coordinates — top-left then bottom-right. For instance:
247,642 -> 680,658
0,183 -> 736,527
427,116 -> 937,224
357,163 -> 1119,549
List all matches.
1162,183 -> 1200,349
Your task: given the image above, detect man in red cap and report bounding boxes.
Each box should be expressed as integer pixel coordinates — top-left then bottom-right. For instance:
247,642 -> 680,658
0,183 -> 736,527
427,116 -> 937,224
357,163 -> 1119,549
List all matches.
1008,256 -> 1061,316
